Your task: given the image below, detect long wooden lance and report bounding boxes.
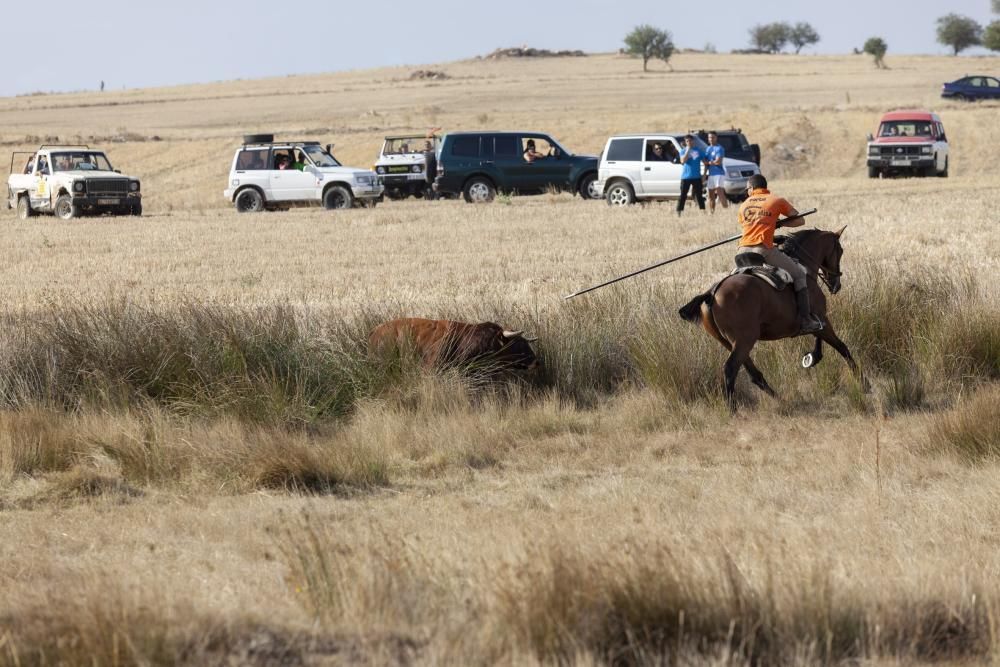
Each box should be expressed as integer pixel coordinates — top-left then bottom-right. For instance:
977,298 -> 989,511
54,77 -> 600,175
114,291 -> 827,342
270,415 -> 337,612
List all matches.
563,208 -> 817,300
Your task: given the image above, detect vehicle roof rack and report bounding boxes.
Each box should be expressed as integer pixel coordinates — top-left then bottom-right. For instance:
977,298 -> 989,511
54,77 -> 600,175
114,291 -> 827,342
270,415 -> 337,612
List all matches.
240,140 -> 322,147
38,144 -> 91,150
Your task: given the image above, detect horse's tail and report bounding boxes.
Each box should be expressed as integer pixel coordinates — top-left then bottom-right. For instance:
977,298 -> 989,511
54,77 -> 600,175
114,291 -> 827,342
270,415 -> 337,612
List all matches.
678,292 -> 712,322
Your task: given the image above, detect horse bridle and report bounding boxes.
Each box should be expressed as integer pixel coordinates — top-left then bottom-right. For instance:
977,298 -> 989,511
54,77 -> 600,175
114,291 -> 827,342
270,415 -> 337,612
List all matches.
782,237 -> 842,292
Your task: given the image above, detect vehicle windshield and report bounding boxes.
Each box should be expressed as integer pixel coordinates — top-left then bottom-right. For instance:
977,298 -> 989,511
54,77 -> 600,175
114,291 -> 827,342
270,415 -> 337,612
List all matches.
383,137 -> 435,155
302,144 -> 340,167
877,121 -> 933,138
50,151 -> 114,172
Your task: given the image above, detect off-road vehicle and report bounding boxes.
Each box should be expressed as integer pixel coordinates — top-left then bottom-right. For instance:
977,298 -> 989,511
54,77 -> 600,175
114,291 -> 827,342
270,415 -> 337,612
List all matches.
374,135 -> 437,200
8,145 -> 142,219
224,134 -> 382,212
694,128 -> 760,165
596,134 -> 761,206
432,131 -> 600,203
865,110 -> 949,178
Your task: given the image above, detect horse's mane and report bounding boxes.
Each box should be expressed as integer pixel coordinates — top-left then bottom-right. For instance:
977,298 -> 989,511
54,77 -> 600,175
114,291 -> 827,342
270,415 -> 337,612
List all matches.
784,228 -> 838,264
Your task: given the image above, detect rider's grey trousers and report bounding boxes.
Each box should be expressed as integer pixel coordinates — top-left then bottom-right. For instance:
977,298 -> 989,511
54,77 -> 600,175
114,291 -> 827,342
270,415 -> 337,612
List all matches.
738,245 -> 808,291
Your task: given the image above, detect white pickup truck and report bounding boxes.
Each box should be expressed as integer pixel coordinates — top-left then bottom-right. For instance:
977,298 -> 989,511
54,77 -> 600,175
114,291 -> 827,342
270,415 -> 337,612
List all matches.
7,145 -> 142,219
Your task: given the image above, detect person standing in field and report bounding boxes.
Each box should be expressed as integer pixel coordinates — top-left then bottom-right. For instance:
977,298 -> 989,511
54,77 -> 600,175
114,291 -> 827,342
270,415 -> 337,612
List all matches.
704,131 -> 728,214
736,174 -> 823,334
677,134 -> 705,215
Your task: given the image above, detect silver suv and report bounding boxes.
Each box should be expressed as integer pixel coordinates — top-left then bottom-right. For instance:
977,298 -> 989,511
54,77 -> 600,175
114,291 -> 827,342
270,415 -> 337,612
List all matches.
223,134 -> 382,212
596,133 -> 760,206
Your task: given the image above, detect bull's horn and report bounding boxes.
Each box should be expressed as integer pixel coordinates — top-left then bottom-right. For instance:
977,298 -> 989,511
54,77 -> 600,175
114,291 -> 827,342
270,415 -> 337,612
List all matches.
522,335 -> 539,342
835,225 -> 847,237
502,330 -> 523,338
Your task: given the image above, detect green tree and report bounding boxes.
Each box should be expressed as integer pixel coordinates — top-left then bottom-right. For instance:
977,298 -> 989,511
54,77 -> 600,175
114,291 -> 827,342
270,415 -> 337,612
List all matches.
789,22 -> 821,53
936,14 -> 983,55
985,21 -> 1000,51
863,37 -> 888,69
749,22 -> 792,53
624,25 -> 675,72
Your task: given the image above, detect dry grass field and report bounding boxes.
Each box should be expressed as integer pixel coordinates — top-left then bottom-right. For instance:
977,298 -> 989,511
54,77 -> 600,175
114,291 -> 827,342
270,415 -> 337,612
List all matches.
1,52 -> 1000,665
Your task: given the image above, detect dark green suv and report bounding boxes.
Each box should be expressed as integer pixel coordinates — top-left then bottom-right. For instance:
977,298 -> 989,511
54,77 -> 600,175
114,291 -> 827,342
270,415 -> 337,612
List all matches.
433,131 -> 600,203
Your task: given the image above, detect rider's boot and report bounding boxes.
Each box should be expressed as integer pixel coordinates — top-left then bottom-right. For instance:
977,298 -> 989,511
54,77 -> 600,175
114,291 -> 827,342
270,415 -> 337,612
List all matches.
795,288 -> 824,334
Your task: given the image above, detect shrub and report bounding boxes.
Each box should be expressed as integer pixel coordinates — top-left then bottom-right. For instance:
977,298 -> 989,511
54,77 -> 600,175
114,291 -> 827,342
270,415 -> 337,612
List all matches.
927,386 -> 1000,461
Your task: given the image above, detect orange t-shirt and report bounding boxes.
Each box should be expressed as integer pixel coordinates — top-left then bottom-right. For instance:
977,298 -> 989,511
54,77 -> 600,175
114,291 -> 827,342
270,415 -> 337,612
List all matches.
737,188 -> 795,249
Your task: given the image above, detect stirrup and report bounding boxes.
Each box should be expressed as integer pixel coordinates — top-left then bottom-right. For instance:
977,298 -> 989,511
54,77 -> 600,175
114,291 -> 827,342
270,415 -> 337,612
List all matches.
799,316 -> 824,334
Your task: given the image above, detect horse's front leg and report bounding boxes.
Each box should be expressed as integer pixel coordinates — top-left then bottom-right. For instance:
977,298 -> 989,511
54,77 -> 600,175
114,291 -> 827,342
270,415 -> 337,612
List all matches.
818,322 -> 869,392
802,336 -> 824,369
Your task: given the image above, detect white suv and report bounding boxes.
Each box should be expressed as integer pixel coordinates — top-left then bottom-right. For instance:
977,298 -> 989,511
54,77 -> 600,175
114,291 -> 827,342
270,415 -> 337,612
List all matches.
374,135 -> 436,200
224,134 -> 382,212
596,133 -> 760,206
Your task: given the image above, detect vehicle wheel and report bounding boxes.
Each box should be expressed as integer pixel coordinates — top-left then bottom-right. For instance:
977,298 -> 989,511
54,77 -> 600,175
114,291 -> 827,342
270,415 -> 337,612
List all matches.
386,190 -> 405,201
605,181 -> 635,207
463,177 -> 495,203
54,194 -> 79,220
131,202 -> 143,216
413,190 -> 424,199
954,94 -> 967,102
578,173 -> 601,200
323,185 -> 353,210
938,157 -> 949,178
234,188 -> 264,213
15,196 -> 34,220
867,166 -> 879,179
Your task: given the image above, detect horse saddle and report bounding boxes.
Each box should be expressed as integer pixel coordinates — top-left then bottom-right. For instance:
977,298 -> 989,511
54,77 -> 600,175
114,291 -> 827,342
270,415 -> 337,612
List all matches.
729,253 -> 792,291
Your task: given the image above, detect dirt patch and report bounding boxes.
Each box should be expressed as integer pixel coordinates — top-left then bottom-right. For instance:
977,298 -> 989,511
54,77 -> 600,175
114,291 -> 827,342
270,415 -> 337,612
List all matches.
480,47 -> 587,59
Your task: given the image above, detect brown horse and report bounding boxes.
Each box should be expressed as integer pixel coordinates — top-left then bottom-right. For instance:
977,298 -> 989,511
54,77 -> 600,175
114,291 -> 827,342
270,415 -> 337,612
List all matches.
678,227 -> 862,407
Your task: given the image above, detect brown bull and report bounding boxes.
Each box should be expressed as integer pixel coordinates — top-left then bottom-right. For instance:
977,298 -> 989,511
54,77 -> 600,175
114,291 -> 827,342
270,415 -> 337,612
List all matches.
368,318 -> 539,371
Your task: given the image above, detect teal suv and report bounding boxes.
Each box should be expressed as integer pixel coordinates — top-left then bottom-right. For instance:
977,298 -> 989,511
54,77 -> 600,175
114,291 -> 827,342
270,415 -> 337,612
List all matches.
432,131 -> 600,203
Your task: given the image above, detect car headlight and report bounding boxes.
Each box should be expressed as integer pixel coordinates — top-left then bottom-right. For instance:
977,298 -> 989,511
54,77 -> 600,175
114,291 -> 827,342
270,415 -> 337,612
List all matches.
355,174 -> 373,185
920,146 -> 932,154
868,146 -> 879,155
727,170 -> 740,178
130,181 -> 140,192
411,164 -> 423,173
73,181 -> 85,193
376,166 -> 386,175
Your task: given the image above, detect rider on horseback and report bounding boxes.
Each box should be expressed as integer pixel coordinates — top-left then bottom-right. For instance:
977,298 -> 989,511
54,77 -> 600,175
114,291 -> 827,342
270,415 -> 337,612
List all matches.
736,174 -> 824,334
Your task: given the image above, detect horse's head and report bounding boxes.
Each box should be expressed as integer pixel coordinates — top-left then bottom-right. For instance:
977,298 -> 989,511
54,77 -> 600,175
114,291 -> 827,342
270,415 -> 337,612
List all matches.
821,226 -> 847,294
786,227 -> 846,294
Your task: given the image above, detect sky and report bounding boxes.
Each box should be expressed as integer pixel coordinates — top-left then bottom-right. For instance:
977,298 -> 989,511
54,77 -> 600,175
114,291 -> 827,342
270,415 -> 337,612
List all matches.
3,0 -> 997,97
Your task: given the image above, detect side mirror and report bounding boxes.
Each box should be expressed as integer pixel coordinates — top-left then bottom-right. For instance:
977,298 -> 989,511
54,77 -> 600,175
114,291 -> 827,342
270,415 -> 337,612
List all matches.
325,144 -> 334,155
750,143 -> 761,165
114,169 -> 121,173
866,133 -> 873,142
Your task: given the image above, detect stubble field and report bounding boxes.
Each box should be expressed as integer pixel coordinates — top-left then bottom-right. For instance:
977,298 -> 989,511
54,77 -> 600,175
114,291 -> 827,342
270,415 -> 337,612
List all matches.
1,53 -> 1000,665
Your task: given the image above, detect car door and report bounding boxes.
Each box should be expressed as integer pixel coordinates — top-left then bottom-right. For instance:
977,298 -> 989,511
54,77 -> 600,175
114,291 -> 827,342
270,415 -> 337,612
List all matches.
602,137 -> 644,195
987,77 -> 1000,100
30,154 -> 52,210
490,134 -> 522,191
640,138 -> 683,197
510,135 -> 561,193
233,147 -> 271,197
267,148 -> 316,202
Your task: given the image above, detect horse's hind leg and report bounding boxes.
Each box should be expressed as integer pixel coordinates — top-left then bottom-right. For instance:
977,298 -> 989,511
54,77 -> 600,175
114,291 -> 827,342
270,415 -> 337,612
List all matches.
724,339 -> 756,410
743,357 -> 776,397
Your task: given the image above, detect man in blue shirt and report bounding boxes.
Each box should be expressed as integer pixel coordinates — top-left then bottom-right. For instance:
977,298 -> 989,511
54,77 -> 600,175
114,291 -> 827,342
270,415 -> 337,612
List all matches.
704,131 -> 728,214
677,134 -> 705,215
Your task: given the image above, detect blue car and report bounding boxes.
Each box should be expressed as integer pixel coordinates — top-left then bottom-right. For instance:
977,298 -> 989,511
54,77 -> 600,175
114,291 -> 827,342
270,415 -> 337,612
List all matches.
941,75 -> 1000,101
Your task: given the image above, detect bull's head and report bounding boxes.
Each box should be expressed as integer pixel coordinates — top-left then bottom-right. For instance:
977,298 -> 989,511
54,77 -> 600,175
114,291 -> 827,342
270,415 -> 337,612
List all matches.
498,330 -> 540,371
